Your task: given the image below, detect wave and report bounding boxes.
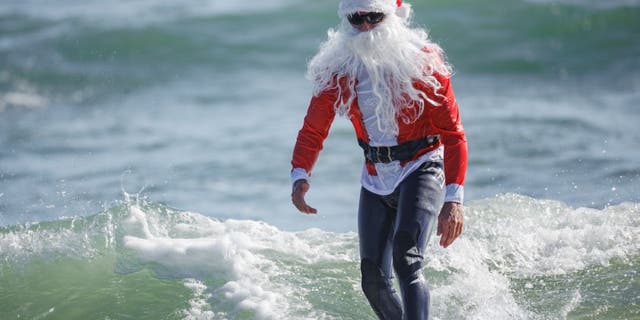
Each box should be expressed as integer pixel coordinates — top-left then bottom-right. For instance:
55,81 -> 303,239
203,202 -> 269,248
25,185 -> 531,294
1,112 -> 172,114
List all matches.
522,0 -> 640,10
1,194 -> 639,319
2,0 -> 637,112
0,0 -> 297,25
1,194 -> 358,319
2,0 -> 637,24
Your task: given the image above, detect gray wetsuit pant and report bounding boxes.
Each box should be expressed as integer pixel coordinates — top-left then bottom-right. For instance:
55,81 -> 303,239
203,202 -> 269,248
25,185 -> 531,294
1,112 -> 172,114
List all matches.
358,160 -> 445,320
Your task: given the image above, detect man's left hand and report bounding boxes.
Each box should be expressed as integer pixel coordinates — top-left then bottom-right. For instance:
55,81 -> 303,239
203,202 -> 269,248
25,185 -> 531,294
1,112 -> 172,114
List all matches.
437,202 -> 464,248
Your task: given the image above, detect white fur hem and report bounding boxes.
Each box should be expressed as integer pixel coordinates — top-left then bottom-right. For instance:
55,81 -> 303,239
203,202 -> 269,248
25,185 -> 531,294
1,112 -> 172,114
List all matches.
338,0 -> 399,17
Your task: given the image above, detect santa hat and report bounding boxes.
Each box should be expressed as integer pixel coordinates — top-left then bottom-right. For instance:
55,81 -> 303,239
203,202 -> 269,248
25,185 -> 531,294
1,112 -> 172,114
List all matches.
338,0 -> 411,19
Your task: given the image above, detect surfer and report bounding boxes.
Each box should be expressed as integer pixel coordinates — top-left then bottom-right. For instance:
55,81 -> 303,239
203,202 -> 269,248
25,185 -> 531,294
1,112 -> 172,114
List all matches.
290,0 -> 467,318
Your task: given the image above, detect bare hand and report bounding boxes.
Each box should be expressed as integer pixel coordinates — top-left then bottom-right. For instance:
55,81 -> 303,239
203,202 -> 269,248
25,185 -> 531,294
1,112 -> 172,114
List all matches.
291,180 -> 317,214
437,202 -> 464,248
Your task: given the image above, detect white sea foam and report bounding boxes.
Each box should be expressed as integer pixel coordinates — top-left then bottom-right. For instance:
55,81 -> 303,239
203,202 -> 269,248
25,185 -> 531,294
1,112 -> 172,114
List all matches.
121,203 -> 352,319
2,195 -> 638,319
118,195 -> 640,319
428,194 -> 640,319
464,194 -> 639,276
560,290 -> 582,318
0,92 -> 48,111
31,307 -> 56,320
0,217 -> 108,263
182,279 -> 216,320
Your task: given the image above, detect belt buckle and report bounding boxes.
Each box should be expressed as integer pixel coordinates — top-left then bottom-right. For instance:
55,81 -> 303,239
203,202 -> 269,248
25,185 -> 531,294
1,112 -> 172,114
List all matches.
377,146 -> 393,163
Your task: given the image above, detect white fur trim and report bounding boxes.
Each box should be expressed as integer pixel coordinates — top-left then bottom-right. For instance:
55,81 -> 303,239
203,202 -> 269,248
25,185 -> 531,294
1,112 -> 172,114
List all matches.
338,0 -> 399,17
395,3 -> 411,20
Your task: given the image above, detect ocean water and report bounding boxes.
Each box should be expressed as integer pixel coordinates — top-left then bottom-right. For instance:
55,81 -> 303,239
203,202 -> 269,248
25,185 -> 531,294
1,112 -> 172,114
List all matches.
1,0 -> 639,319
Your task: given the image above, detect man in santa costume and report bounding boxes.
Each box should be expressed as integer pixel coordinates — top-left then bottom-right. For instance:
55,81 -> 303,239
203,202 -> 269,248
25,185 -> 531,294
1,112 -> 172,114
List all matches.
290,0 -> 467,318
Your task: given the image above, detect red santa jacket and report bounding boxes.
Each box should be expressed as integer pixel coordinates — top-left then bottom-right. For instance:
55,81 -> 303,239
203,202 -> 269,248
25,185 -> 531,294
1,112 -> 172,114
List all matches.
291,72 -> 467,201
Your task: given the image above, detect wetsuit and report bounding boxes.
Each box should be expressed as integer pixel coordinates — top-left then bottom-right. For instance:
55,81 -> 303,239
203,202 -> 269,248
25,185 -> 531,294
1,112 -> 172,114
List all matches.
291,68 -> 467,319
359,159 -> 444,319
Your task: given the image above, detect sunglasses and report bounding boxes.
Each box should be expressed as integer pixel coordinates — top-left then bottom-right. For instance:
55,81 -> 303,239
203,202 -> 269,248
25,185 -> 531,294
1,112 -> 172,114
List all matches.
347,12 -> 385,26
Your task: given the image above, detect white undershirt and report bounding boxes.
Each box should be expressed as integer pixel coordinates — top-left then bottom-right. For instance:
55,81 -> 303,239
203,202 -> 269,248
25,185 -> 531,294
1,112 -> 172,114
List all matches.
355,67 -> 444,195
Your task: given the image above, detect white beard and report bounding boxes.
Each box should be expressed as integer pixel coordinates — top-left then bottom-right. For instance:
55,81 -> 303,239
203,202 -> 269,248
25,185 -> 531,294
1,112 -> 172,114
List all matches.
306,12 -> 451,135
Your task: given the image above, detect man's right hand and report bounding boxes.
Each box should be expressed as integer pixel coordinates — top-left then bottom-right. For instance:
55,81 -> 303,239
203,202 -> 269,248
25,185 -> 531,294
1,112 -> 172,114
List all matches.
291,179 -> 317,214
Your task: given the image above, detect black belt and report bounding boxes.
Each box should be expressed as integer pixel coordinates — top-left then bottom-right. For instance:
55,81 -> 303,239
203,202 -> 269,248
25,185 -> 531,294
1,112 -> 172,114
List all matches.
358,135 -> 440,164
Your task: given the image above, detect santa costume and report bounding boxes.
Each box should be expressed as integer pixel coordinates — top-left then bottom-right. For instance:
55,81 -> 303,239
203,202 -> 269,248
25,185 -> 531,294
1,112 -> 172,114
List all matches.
291,0 -> 467,318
